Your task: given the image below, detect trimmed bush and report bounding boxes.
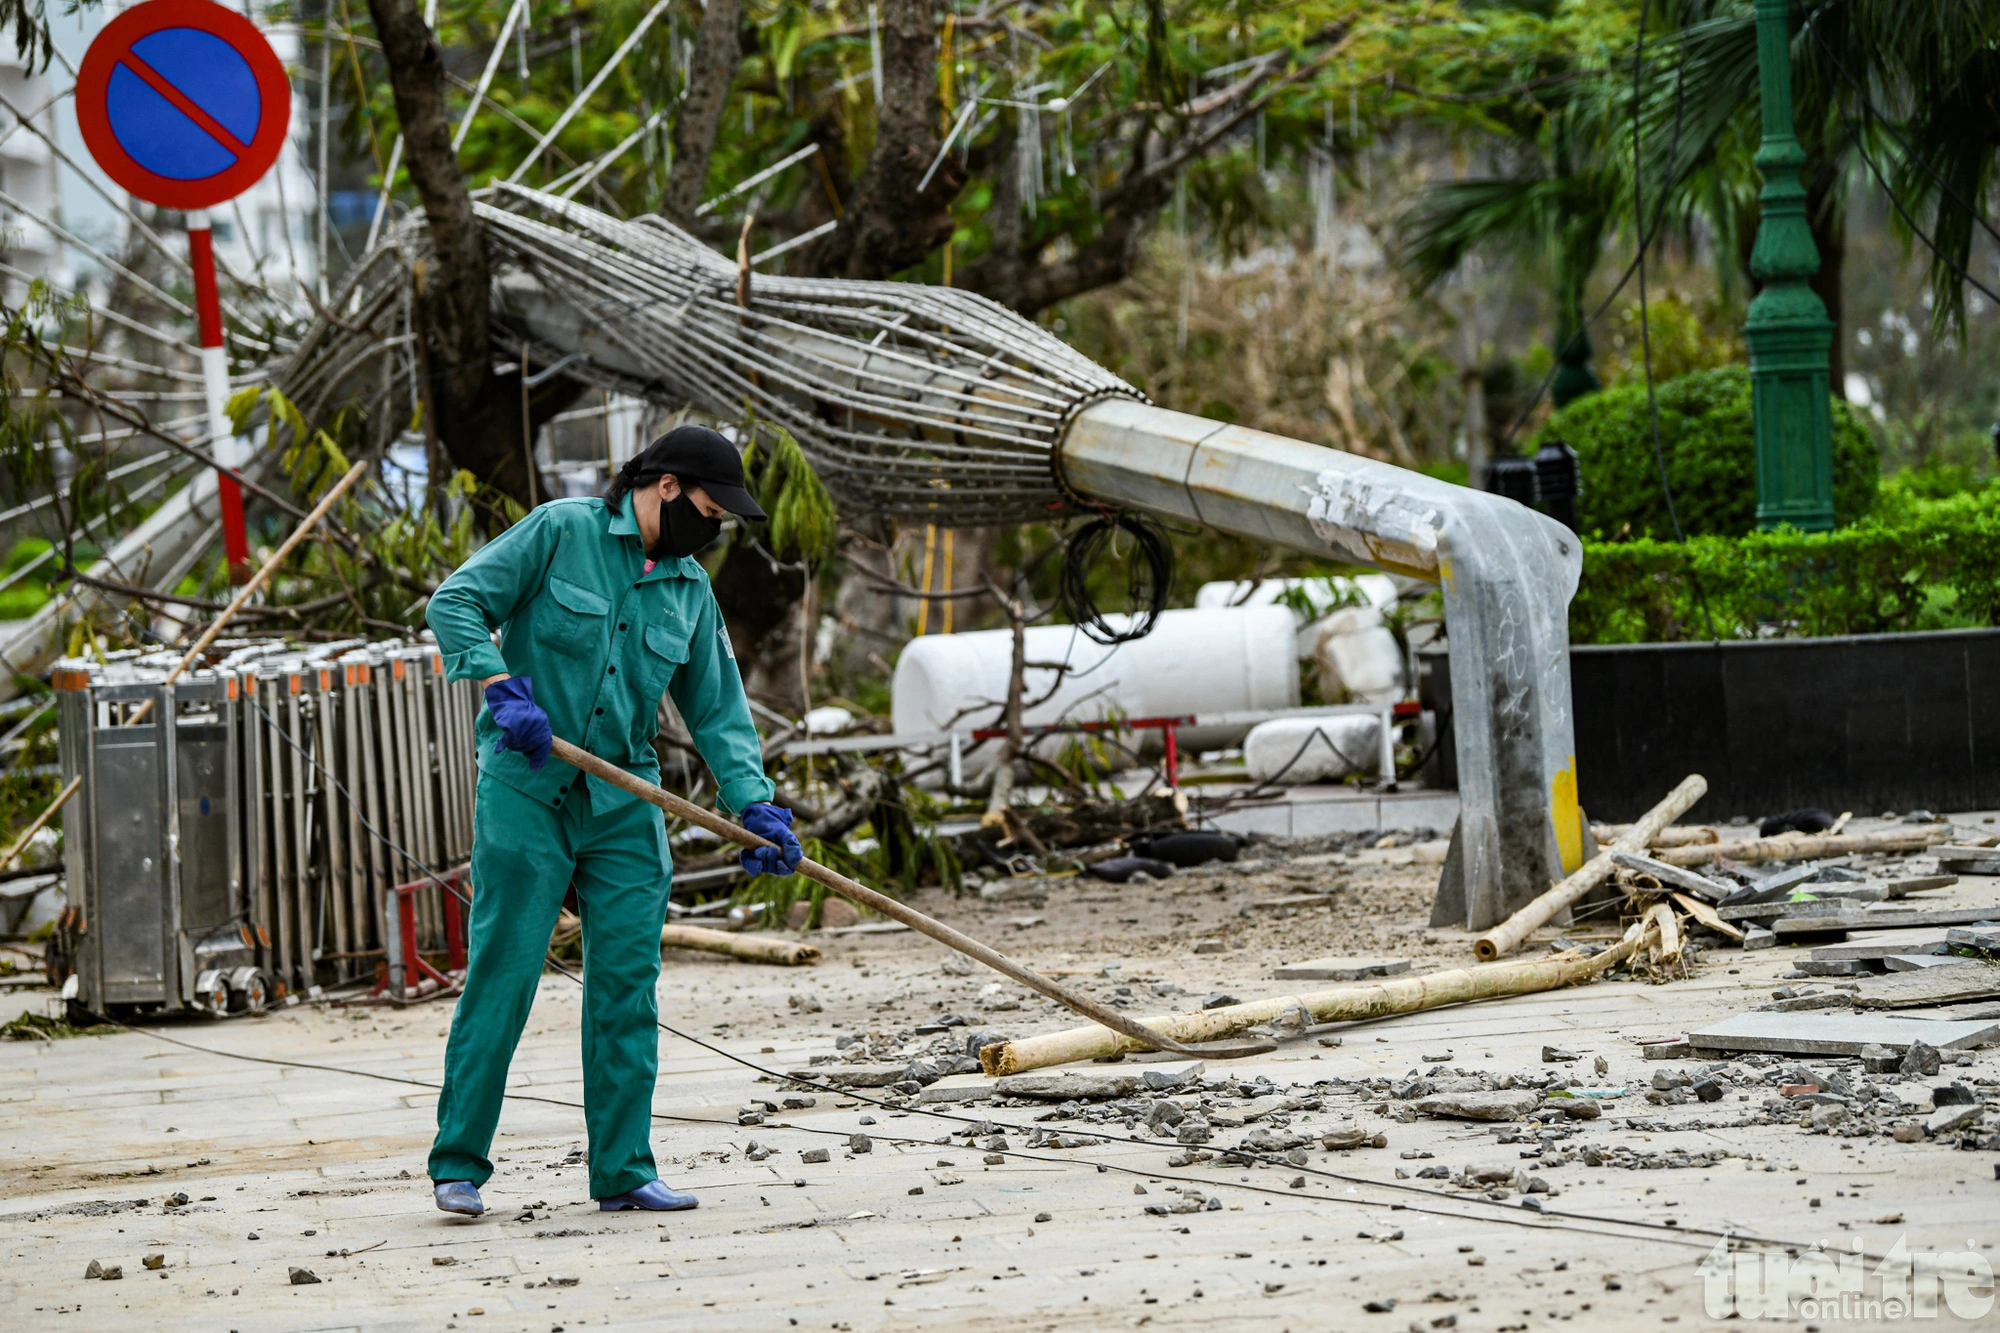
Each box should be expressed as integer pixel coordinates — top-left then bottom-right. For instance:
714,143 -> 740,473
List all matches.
1534,366 -> 1880,538
1571,486 -> 2000,643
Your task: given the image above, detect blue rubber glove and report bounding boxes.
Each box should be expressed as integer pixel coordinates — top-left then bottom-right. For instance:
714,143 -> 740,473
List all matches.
485,676 -> 553,770
740,802 -> 803,878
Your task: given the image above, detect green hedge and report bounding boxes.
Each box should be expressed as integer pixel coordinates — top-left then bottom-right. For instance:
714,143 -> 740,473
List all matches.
1572,486 -> 2000,643
1536,366 -> 1880,538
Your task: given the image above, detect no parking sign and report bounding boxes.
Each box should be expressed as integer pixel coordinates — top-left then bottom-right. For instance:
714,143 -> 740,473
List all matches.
76,0 -> 290,211
76,0 -> 294,580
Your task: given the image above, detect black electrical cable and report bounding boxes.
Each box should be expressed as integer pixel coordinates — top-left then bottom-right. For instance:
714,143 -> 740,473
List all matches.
1802,16 -> 2000,257
1807,23 -> 2000,309
220,695 -> 1817,1250
91,1011 -> 1759,1254
1492,24 -> 1696,454
1631,2 -> 1720,643
1058,512 -> 1171,645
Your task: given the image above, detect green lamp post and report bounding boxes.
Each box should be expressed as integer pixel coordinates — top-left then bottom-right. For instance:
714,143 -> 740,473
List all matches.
1745,0 -> 1835,531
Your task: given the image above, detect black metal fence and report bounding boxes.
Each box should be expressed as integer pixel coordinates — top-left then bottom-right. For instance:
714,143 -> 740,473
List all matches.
1420,628 -> 2000,824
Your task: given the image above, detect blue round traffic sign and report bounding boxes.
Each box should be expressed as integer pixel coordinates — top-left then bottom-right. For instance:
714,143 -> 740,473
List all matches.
76,0 -> 290,211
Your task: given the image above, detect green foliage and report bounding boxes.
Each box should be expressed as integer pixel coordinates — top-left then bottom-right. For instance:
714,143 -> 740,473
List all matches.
1534,367 -> 1880,539
741,421 -> 838,563
1571,484 -> 2000,643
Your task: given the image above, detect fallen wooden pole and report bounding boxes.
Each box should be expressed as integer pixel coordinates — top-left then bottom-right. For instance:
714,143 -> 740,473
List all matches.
982,916 -> 1659,1077
128,459 -> 371,725
660,922 -> 820,966
1591,823 -> 1718,848
550,738 -> 1272,1060
1653,827 -> 1949,867
1473,774 -> 1707,962
0,774 -> 81,870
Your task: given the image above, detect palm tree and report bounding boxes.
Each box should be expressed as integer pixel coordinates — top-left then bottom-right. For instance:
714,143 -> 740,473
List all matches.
1403,0 -> 2000,411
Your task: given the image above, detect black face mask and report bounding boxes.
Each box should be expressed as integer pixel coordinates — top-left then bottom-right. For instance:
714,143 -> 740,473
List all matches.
651,494 -> 722,561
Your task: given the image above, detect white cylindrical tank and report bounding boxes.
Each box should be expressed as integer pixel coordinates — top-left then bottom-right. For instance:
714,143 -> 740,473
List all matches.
892,606 -> 1299,767
1243,714 -> 1383,785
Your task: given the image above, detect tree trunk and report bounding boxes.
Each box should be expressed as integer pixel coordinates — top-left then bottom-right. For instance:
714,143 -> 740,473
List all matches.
367,0 -> 563,519
809,0 -> 961,278
661,0 -> 743,224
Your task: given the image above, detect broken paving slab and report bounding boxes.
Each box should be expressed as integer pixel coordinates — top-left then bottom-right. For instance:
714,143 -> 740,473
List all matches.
785,1065 -> 908,1088
1885,954 -> 1971,971
1684,1012 -> 2000,1057
1946,925 -> 2000,953
1848,960 -> 2000,1010
1773,907 -> 2000,936
1811,937 -> 1951,961
1411,1090 -> 1541,1121
1933,847 -> 2000,873
994,1061 -> 1204,1100
1270,956 -> 1412,982
913,1074 -> 996,1106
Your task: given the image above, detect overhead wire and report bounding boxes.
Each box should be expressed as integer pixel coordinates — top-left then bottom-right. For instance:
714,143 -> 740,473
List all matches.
1631,0 -> 1718,643
1803,23 -> 2000,309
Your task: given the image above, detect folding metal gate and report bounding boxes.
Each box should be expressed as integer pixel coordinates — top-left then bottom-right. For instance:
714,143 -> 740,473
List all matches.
53,637 -> 479,1015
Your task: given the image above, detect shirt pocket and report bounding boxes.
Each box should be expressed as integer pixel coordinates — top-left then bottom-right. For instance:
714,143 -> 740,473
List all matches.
639,622 -> 692,704
538,575 -> 610,659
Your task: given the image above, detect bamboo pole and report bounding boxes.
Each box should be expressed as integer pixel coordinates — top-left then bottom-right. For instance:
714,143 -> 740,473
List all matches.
1653,827 -> 1948,867
0,774 -> 80,870
1473,774 -> 1707,962
660,922 -> 821,966
127,459 -> 370,725
1591,823 -> 1718,848
549,738 -> 1272,1060
982,916 -> 1658,1077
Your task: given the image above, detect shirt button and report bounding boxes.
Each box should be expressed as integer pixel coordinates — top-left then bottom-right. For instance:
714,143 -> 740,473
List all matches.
595,708 -> 604,716
618,623 -> 627,631
607,666 -> 617,675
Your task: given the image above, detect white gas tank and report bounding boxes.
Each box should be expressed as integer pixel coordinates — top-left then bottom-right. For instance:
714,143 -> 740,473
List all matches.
891,606 -> 1299,763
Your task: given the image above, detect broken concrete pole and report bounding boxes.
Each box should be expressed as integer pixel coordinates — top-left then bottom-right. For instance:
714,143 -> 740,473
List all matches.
659,924 -> 821,966
1474,775 -> 1706,962
980,917 -> 1656,1075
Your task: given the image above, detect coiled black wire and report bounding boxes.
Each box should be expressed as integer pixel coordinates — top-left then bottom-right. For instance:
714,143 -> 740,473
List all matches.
1057,512 -> 1172,644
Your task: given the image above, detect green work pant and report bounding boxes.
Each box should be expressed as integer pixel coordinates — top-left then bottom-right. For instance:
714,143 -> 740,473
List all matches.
429,775 -> 670,1198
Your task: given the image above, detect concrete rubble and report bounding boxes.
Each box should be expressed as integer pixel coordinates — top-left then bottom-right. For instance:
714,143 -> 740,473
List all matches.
3,810 -> 1998,1329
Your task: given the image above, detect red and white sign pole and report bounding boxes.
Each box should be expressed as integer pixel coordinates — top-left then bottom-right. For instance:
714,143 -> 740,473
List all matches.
186,208 -> 251,584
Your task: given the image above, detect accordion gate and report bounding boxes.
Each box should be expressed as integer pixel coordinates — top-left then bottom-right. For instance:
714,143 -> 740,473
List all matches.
54,639 -> 479,1015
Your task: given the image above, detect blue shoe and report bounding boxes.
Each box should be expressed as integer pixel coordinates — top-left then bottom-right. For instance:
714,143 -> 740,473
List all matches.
598,1180 -> 698,1212
434,1180 -> 485,1216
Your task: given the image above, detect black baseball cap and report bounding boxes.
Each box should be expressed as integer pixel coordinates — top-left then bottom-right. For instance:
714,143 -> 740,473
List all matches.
624,424 -> 766,519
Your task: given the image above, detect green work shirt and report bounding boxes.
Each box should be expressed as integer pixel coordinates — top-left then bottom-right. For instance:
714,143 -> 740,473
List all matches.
425,492 -> 775,816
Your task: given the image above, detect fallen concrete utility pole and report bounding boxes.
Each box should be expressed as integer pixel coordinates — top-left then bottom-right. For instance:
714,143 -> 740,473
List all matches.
1473,775 -> 1707,962
550,738 -> 1273,1060
1655,828 -> 1950,867
659,923 -> 820,966
126,459 -> 370,726
980,915 -> 1661,1077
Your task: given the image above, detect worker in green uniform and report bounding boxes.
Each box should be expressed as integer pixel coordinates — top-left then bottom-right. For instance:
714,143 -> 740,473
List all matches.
424,425 -> 803,1217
